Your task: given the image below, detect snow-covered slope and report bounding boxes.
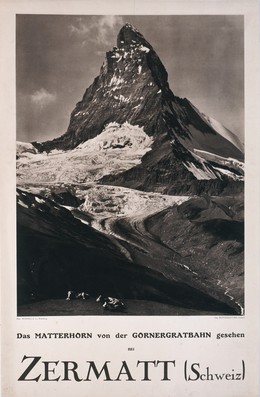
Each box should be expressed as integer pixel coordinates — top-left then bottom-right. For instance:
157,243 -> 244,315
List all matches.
17,122 -> 153,184
16,141 -> 38,156
76,185 -> 188,219
201,114 -> 244,153
179,147 -> 244,181
17,121 -> 244,185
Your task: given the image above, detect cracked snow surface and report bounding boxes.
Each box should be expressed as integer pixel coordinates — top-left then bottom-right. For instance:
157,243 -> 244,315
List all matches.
17,122 -> 153,184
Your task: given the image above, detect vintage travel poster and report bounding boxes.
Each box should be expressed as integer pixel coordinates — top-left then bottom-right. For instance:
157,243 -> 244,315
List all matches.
1,0 -> 259,396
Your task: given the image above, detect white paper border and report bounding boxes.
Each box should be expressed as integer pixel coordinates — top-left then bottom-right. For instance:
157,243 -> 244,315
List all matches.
1,1 -> 259,396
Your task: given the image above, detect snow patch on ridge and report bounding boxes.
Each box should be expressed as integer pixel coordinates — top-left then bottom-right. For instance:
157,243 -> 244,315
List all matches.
109,74 -> 124,87
113,94 -> 131,103
193,149 -> 244,175
139,45 -> 150,53
181,147 -> 244,181
17,142 -> 38,156
184,162 -> 218,180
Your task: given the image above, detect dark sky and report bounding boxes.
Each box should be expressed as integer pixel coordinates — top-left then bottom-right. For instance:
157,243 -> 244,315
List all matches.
16,15 -> 244,143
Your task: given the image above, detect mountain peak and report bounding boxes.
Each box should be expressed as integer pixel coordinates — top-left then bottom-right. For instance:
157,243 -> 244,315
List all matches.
117,23 -> 152,49
33,22 -> 244,178
122,22 -> 138,31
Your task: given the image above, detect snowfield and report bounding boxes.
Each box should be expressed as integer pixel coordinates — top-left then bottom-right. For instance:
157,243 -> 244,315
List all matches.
201,114 -> 244,153
17,122 -> 153,184
17,117 -> 244,185
17,183 -> 190,246
18,183 -> 189,223
76,184 -> 189,219
185,99 -> 244,154
183,149 -> 244,181
193,149 -> 244,178
16,141 -> 38,156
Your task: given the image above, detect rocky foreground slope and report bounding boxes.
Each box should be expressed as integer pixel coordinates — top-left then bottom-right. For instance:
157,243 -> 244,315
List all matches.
17,186 -> 243,314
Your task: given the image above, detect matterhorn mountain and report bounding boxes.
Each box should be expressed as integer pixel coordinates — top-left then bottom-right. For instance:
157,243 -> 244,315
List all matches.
18,23 -> 244,193
17,24 -> 244,316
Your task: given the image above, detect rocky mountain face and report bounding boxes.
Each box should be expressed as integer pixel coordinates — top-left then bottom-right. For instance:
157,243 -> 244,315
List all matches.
33,24 -> 170,151
31,23 -> 244,194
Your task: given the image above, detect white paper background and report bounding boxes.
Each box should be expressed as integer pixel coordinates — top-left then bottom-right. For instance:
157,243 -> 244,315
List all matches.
0,0 -> 259,396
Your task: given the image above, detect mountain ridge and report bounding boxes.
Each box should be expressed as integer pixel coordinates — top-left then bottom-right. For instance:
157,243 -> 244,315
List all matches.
32,23 -> 243,155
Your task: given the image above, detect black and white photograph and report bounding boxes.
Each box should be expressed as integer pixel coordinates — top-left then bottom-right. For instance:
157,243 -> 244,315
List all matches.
1,1 -> 259,396
16,15 -> 245,317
